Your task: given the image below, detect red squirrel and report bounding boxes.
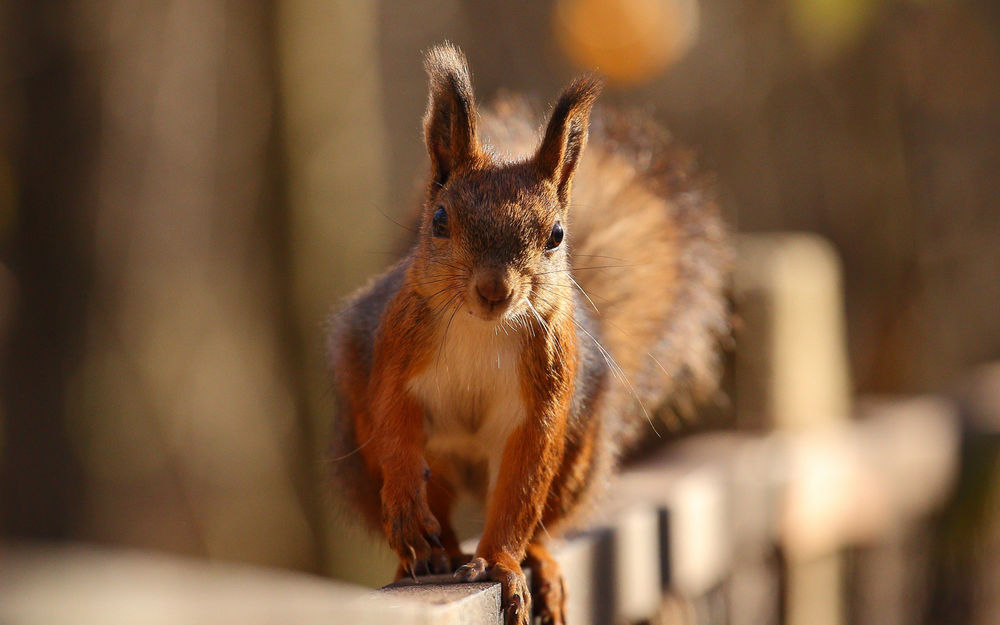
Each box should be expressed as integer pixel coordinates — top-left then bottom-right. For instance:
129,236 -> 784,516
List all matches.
327,43 -> 729,625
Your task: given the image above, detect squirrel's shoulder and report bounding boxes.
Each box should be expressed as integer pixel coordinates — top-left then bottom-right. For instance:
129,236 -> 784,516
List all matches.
325,258 -> 410,373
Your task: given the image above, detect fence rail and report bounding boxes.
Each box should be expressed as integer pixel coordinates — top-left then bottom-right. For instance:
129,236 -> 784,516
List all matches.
379,397 -> 959,625
0,394 -> 965,625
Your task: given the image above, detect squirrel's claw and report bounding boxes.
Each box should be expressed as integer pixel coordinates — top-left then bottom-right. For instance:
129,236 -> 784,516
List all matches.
454,555 -> 530,625
381,481 -> 443,581
493,561 -> 530,625
454,556 -> 488,581
505,593 -> 525,625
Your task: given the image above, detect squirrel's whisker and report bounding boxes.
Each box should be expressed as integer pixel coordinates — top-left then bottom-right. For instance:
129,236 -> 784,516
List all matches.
369,201 -> 418,234
568,275 -> 599,313
526,300 -> 565,363
329,432 -> 376,463
570,252 -> 631,263
532,263 -> 637,277
571,316 -> 661,438
435,294 -> 464,369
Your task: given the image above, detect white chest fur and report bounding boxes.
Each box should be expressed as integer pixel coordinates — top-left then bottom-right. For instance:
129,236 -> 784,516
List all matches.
407,315 -> 528,494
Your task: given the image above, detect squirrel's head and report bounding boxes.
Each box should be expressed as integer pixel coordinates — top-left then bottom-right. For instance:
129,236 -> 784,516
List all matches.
413,43 -> 602,325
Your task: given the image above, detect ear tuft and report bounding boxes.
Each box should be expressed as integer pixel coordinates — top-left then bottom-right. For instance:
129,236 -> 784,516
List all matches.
423,42 -> 480,188
535,74 -> 604,206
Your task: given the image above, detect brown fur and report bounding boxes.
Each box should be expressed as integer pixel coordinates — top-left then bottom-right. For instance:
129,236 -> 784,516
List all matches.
326,43 -> 730,625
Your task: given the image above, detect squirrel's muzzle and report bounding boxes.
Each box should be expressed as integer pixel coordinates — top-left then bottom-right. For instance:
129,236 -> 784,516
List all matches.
476,275 -> 512,306
472,269 -> 515,318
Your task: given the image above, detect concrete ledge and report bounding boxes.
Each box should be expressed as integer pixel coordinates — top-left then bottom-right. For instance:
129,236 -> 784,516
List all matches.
0,543 -> 416,625
383,575 -> 501,625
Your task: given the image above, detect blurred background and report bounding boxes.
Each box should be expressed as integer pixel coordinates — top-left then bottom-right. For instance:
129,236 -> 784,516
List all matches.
1,0 -> 998,618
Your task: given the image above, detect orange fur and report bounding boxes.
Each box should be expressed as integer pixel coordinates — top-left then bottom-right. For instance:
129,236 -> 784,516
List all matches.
326,43 -> 730,625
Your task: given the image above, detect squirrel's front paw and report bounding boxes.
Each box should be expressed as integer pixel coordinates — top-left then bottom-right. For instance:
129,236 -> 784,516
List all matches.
381,482 -> 443,578
456,555 -> 530,625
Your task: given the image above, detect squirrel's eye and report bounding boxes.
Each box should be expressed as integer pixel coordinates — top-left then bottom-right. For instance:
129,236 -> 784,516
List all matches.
545,221 -> 564,251
432,207 -> 449,238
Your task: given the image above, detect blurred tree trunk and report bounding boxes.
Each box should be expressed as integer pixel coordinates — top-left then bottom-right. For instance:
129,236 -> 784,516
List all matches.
2,1 -> 325,573
276,0 -> 396,585
0,0 -> 94,538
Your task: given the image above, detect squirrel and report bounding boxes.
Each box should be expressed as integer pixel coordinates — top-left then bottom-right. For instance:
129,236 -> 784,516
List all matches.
326,43 -> 730,625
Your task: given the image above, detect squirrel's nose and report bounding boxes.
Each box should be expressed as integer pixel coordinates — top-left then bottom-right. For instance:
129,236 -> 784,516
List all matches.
476,276 -> 513,306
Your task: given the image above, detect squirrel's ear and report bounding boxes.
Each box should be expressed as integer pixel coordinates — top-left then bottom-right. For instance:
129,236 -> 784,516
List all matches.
423,43 -> 480,188
535,75 -> 603,206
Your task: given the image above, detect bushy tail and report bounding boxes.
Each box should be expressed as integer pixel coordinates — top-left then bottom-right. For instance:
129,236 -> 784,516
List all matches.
482,100 -> 732,445
571,110 -> 731,445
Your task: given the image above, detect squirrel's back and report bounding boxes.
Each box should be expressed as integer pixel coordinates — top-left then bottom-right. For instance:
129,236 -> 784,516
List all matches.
478,98 -> 730,445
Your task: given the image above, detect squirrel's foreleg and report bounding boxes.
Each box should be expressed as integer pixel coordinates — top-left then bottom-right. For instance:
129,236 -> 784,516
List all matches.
368,364 -> 445,578
456,333 -> 575,625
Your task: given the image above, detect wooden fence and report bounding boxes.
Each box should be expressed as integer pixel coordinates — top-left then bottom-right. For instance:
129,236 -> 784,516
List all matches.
3,234 -> 997,625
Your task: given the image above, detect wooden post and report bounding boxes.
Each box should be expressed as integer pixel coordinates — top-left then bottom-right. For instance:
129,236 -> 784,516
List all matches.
733,233 -> 852,625
929,363 -> 1000,625
956,364 -> 1000,625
